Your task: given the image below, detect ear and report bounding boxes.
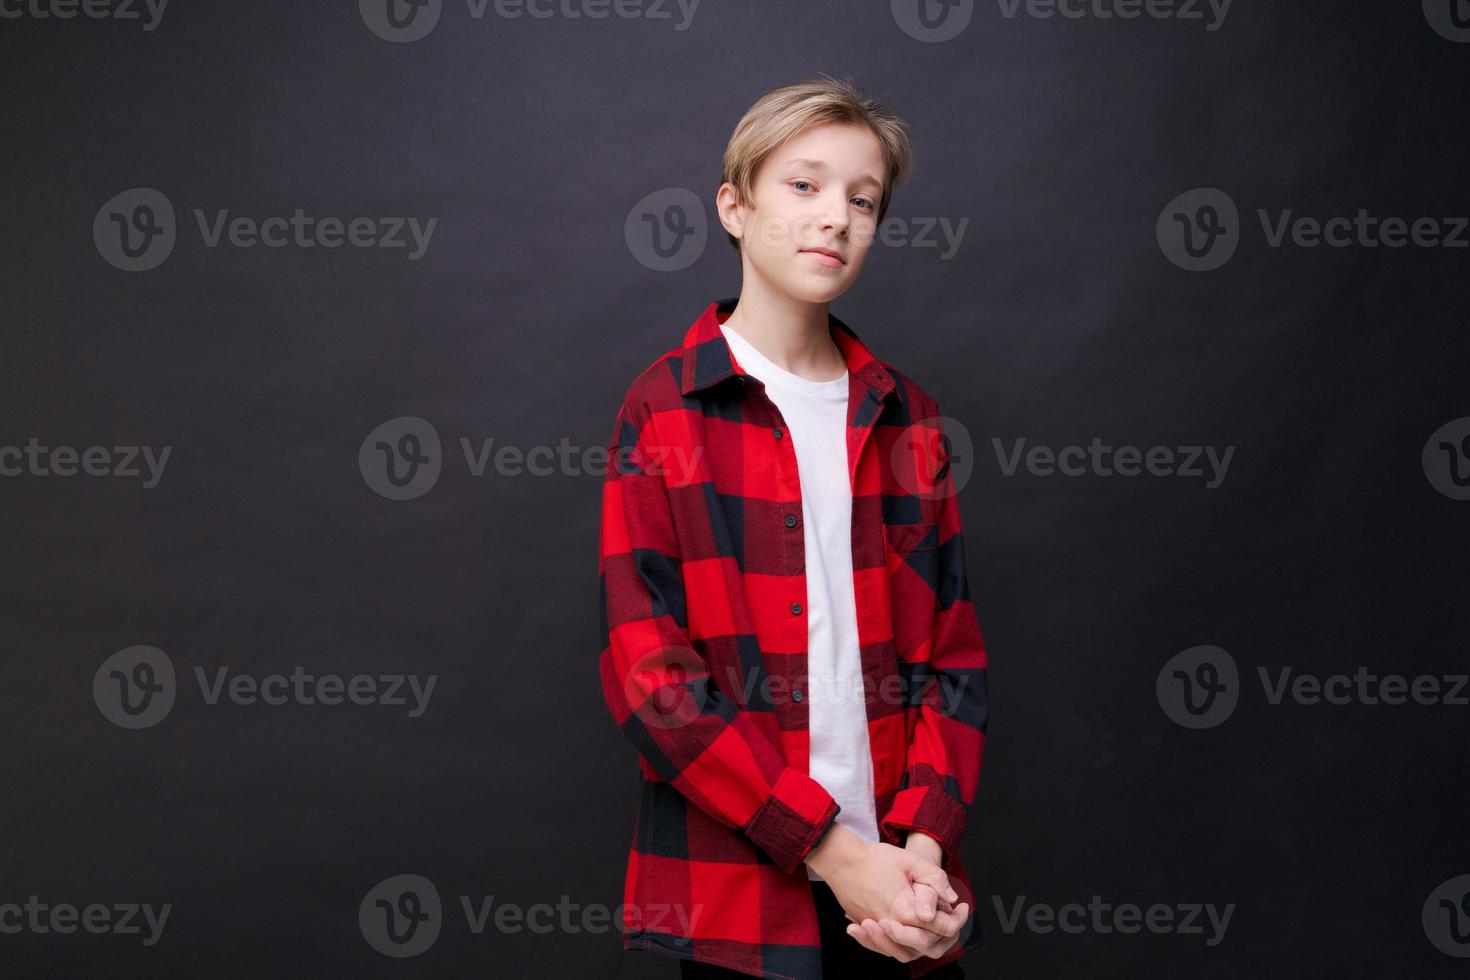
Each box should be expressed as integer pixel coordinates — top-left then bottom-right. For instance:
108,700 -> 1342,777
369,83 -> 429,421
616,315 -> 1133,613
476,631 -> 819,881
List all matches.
715,182 -> 746,243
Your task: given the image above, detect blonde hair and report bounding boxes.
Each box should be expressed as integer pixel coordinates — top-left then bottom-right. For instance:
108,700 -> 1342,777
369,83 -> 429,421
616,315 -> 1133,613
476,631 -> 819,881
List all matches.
719,74 -> 915,253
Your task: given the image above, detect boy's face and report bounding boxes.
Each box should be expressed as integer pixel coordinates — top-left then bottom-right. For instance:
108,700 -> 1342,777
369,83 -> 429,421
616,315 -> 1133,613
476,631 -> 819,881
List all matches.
722,122 -> 886,304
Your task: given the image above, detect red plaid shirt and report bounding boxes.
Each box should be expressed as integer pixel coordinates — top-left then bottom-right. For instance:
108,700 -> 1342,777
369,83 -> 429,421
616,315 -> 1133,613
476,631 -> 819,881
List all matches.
598,297 -> 989,979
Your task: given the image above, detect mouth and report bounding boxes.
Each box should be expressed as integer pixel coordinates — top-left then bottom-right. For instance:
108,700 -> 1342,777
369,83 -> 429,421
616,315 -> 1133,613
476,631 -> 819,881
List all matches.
800,247 -> 846,268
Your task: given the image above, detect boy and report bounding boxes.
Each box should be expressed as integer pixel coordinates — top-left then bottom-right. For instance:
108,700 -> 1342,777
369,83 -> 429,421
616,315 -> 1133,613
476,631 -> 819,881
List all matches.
599,75 -> 989,980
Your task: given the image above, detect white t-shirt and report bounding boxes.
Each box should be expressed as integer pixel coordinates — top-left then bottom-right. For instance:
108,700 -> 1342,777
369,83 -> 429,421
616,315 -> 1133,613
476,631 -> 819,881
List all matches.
719,322 -> 881,880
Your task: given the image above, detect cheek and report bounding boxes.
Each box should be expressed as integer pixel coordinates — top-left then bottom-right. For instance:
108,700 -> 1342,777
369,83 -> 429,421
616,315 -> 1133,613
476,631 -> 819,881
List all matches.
759,208 -> 830,250
748,212 -> 793,252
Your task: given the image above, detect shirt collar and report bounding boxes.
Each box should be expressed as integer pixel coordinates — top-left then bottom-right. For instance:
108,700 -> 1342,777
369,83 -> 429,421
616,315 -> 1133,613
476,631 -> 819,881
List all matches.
677,297 -> 897,403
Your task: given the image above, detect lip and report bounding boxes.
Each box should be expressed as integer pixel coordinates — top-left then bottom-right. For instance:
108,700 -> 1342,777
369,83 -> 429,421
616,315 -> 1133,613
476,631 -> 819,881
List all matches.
800,247 -> 846,267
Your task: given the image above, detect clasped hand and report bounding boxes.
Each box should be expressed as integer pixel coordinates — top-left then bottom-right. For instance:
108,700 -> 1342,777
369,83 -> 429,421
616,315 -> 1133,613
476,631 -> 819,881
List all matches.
815,830 -> 970,963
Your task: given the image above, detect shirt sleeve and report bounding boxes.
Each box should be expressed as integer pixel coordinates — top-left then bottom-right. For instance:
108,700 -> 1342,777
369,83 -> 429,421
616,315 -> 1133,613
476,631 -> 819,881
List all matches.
876,410 -> 990,868
597,391 -> 841,875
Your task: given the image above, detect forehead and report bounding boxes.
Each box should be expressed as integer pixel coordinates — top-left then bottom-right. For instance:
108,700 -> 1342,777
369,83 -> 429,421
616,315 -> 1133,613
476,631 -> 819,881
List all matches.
761,123 -> 885,187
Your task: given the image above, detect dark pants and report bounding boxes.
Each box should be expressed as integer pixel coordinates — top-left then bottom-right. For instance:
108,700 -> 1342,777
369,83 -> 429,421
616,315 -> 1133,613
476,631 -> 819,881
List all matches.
678,879 -> 967,980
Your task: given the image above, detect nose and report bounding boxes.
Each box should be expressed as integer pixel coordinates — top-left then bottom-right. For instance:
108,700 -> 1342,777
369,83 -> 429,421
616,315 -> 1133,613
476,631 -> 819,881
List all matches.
812,190 -> 849,242
823,192 -> 850,233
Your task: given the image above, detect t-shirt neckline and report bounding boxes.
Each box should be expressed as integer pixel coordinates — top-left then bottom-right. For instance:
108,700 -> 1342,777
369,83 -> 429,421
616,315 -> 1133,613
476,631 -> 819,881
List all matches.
719,321 -> 849,397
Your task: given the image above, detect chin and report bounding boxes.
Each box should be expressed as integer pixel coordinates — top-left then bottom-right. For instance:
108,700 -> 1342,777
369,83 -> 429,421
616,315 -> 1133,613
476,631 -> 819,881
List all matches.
779,274 -> 851,306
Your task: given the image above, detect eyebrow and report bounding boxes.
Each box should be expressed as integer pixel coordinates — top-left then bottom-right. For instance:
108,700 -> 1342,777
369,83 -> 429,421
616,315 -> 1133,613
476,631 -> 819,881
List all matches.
782,158 -> 883,191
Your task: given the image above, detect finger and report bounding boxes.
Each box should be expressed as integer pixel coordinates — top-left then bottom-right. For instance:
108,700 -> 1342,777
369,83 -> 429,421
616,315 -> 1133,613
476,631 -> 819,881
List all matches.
912,880 -> 956,918
890,903 -> 969,941
845,921 -> 882,955
846,919 -> 893,958
908,865 -> 958,903
887,900 -> 949,940
892,887 -> 934,925
909,868 -> 959,905
909,881 -> 938,921
858,922 -> 911,963
904,881 -> 956,921
891,893 -> 968,936
882,916 -> 962,959
858,918 -> 921,963
927,902 -> 969,937
878,916 -> 945,953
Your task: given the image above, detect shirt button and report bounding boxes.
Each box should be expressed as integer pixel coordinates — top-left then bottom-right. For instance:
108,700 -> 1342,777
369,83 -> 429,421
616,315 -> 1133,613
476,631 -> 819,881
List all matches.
791,602 -> 802,615
785,514 -> 797,528
792,688 -> 804,702
773,426 -> 783,439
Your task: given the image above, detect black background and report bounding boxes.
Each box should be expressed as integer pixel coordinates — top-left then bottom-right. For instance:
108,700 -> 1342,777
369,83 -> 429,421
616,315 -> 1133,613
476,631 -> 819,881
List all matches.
2,1 -> 1467,977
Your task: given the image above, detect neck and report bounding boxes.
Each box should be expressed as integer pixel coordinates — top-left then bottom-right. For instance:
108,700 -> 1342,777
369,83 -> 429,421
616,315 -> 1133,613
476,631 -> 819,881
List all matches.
721,282 -> 845,383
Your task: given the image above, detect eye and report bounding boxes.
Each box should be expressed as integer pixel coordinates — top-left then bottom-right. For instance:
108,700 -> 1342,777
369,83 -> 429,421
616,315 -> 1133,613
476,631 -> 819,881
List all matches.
852,197 -> 875,211
791,180 -> 815,193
